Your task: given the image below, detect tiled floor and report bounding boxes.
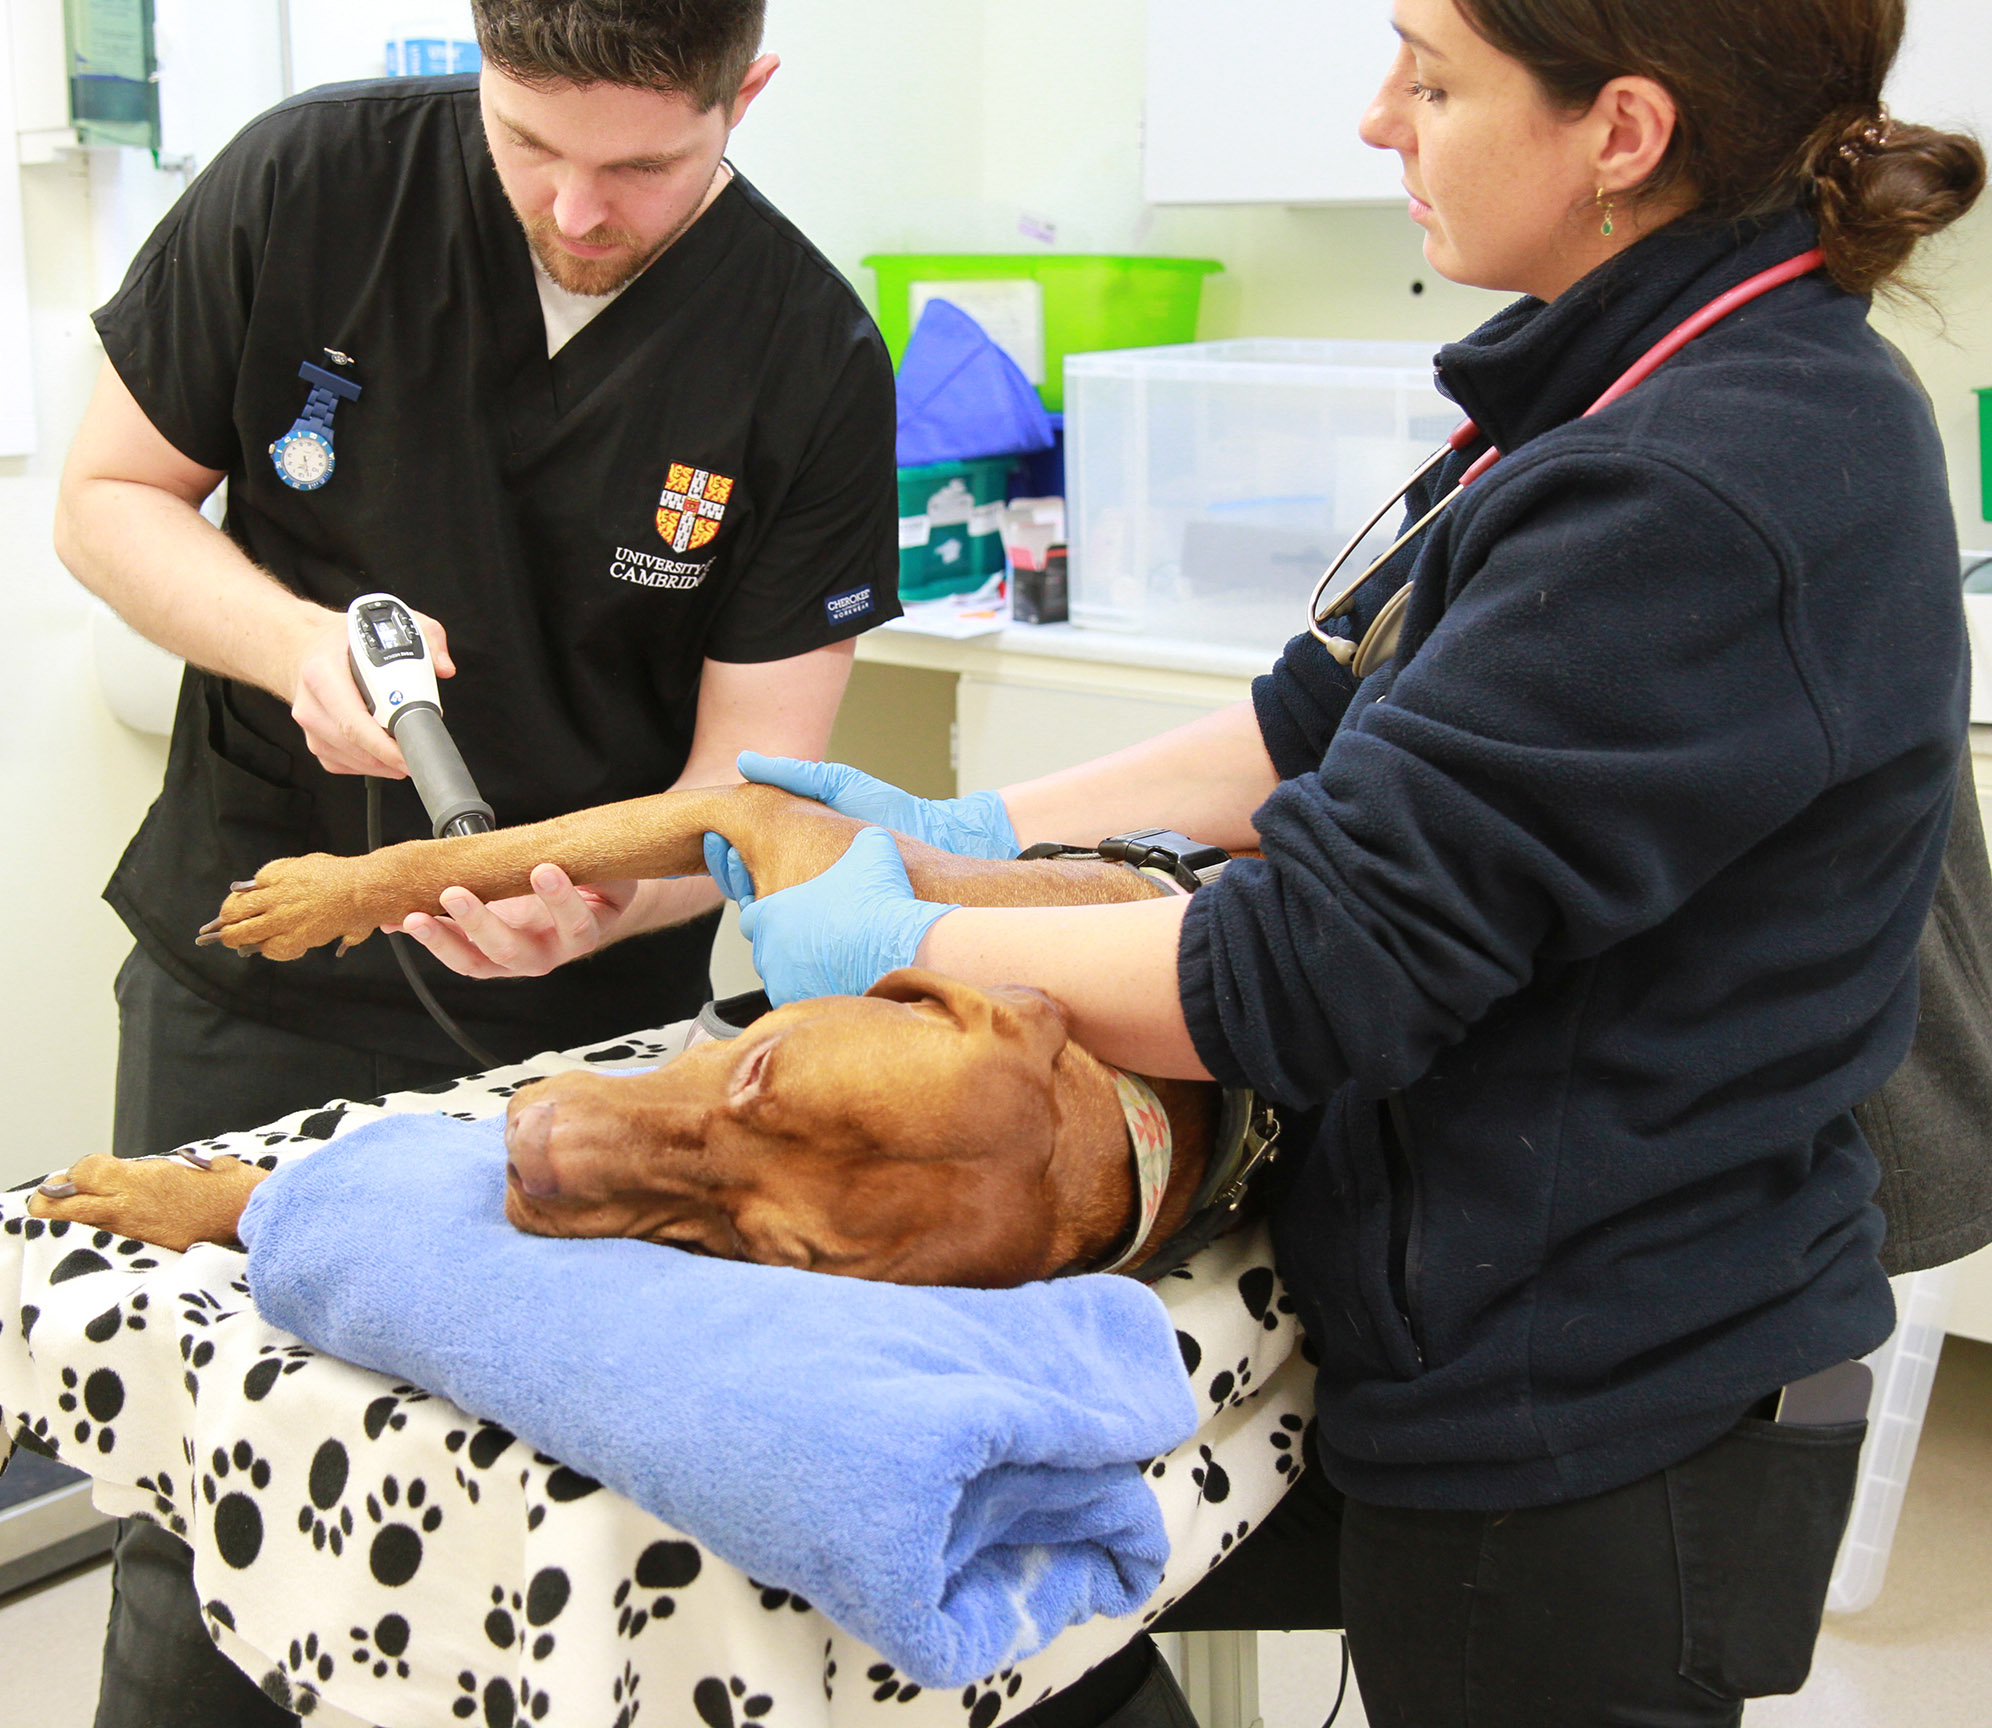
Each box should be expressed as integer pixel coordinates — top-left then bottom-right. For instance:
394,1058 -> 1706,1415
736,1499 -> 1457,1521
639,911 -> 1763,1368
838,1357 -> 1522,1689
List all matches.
0,1556 -> 110,1728
5,1337 -> 1986,1728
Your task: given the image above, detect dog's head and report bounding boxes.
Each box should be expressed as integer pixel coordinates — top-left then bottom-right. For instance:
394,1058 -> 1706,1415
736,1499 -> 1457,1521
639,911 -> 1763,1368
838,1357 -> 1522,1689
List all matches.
500,969 -> 1090,1286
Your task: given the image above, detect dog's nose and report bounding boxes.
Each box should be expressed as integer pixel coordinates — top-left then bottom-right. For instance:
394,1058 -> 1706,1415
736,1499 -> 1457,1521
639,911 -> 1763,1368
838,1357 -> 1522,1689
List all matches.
505,1100 -> 561,1198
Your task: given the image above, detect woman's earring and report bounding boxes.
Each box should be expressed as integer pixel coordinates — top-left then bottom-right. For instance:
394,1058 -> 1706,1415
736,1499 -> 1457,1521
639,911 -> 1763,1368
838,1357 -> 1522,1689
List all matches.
1597,187 -> 1616,239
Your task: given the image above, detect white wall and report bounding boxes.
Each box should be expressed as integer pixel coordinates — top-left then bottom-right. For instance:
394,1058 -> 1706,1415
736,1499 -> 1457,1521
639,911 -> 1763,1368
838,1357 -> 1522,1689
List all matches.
0,0 -> 38,455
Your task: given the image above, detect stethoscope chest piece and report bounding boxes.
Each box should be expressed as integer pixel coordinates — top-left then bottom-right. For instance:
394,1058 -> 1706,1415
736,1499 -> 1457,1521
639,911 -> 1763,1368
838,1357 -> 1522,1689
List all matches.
1349,583 -> 1413,678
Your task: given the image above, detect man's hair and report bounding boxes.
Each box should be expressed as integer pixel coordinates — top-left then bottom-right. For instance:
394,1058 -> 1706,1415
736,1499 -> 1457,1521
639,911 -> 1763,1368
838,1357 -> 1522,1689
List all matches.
470,1 -> 767,111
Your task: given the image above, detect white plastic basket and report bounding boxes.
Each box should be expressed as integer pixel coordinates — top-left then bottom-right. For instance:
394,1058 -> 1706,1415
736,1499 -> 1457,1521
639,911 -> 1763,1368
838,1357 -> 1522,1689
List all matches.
1825,1264 -> 1959,1613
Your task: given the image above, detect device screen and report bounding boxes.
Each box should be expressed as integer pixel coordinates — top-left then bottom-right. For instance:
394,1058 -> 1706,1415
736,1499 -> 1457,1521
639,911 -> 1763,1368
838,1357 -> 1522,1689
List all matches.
358,602 -> 423,664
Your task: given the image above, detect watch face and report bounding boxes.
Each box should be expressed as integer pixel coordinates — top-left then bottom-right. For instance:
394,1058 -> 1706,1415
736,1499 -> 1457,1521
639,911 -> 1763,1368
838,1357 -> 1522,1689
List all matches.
273,430 -> 333,489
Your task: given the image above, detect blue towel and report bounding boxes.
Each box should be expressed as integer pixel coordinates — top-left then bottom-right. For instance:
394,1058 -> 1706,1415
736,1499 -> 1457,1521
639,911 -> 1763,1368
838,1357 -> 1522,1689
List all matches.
896,298 -> 1056,467
236,1116 -> 1196,1685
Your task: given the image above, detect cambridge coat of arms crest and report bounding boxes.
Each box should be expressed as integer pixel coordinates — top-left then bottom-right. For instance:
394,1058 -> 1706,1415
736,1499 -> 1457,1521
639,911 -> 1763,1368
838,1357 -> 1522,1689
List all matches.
657,464 -> 734,554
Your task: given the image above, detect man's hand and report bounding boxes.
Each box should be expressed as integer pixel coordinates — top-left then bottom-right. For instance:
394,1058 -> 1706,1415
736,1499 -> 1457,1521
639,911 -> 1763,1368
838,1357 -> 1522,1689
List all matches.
287,605 -> 456,778
395,865 -> 650,979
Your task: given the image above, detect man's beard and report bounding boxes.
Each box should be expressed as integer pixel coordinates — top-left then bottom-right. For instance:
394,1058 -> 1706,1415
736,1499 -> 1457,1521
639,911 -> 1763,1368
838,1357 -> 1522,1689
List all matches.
522,211 -> 679,297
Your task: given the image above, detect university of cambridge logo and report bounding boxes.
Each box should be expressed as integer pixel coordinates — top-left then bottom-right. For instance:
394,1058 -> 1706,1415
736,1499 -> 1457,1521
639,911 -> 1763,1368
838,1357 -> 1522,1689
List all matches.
657,463 -> 734,554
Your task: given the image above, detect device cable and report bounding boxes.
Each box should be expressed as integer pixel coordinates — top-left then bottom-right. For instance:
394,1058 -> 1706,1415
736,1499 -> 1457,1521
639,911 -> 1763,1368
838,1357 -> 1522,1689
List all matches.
1319,1634 -> 1351,1727
366,773 -> 501,1071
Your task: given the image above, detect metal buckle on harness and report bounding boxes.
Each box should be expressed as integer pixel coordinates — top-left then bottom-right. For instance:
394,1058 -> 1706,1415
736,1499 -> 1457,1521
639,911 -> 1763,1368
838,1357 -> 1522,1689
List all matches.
1121,1090 -> 1284,1284
1209,1103 -> 1281,1213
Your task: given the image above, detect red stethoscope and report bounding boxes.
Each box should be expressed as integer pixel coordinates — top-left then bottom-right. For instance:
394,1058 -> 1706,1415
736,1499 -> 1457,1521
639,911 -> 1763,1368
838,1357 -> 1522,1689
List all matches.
1306,247 -> 1827,673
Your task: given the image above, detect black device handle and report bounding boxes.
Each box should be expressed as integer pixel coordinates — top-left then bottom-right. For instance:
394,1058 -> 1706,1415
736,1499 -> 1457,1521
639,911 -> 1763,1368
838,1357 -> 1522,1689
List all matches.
389,703 -> 496,838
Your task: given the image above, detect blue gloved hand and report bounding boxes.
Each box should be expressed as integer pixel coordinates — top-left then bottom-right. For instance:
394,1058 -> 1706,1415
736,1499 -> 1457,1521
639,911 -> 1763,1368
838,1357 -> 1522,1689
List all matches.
737,751 -> 1020,860
703,831 -> 754,904
708,825 -> 960,1004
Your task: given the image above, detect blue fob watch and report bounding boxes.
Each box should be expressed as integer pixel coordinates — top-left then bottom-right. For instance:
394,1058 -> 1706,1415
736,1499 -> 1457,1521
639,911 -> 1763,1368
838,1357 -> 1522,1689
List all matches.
270,354 -> 362,490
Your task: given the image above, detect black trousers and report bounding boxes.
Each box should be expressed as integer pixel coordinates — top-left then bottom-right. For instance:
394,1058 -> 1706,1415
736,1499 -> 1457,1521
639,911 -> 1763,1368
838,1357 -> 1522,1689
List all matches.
98,948 -> 471,1728
1150,1418 -> 1863,1728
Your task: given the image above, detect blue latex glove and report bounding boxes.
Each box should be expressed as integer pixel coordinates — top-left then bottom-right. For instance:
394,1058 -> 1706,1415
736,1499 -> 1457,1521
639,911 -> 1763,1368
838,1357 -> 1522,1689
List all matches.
737,752 -> 1020,860
703,830 -> 755,905
706,825 -> 960,1004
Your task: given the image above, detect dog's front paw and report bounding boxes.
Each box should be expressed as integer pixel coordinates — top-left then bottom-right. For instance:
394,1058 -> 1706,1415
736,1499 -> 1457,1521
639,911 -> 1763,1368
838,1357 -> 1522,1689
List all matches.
197,853 -> 384,961
28,1153 -> 268,1252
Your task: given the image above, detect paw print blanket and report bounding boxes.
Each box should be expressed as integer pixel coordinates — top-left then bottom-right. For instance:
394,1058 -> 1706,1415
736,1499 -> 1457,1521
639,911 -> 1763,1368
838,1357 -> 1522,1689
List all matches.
1,1025 -> 1312,1728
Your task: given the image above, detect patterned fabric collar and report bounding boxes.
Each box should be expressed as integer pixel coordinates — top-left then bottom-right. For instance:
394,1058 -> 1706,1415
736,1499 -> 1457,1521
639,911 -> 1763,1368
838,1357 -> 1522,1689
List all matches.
1097,1069 -> 1174,1276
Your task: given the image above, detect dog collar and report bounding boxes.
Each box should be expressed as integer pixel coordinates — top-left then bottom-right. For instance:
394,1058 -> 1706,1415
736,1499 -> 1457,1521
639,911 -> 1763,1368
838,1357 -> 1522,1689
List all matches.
1095,1069 -> 1174,1276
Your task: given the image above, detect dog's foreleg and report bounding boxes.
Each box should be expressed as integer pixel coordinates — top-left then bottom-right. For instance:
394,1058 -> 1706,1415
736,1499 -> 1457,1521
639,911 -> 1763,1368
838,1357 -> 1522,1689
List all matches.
202,783 -> 1165,961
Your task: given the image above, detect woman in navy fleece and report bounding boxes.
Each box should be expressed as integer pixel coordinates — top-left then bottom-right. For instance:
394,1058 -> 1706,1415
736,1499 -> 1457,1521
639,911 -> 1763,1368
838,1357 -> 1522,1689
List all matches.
725,0 -> 1984,1720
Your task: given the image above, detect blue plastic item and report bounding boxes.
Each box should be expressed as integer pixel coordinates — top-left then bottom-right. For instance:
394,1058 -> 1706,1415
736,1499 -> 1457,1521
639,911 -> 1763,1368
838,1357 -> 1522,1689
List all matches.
895,298 -> 1055,468
386,37 -> 481,76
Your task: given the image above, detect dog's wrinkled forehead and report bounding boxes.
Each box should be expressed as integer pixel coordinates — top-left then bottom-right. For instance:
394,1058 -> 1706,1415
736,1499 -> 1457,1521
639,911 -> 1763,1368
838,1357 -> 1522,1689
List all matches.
501,973 -> 1077,1281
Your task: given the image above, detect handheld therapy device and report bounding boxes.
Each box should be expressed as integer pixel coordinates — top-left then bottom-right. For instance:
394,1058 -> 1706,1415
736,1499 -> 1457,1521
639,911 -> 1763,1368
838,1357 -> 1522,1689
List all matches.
346,594 -> 499,1065
347,594 -> 495,838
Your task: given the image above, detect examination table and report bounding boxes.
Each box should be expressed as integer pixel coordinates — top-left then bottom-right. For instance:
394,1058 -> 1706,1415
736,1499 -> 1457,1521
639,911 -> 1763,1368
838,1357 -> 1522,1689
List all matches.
0,1017 -> 1309,1728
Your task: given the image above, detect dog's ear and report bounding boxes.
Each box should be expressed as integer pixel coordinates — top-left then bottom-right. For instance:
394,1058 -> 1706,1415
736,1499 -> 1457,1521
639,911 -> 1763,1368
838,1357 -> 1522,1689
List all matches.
867,969 -> 1072,1069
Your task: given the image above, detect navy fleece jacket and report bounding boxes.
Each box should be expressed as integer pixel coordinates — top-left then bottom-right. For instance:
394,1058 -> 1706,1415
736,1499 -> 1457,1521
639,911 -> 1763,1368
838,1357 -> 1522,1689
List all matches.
1178,212 -> 1965,1510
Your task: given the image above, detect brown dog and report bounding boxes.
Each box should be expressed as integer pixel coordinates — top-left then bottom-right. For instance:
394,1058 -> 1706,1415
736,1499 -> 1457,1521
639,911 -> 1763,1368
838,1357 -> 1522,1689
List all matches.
32,784 -> 1231,1287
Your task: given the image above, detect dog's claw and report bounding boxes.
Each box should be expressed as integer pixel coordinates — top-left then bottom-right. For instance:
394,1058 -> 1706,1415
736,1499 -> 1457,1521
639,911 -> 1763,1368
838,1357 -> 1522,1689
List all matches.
230,880 -> 259,893
198,916 -> 223,936
195,932 -> 222,947
38,1175 -> 76,1199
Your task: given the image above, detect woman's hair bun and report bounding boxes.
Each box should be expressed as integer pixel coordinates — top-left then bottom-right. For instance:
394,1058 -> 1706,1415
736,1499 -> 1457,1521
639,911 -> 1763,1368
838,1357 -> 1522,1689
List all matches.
1807,107 -> 1985,296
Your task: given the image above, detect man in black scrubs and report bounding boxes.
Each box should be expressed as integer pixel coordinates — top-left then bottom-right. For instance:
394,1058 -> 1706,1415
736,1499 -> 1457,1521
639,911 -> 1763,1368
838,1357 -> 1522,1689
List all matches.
53,4 -> 896,1721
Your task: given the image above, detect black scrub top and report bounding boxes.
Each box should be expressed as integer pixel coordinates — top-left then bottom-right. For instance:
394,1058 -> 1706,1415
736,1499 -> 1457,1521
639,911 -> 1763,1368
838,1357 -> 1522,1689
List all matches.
95,78 -> 901,1064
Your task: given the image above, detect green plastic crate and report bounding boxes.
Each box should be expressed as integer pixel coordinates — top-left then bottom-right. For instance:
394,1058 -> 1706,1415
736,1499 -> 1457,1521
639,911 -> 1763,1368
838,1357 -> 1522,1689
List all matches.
1979,387 -> 1992,521
898,457 -> 1014,602
864,254 -> 1223,413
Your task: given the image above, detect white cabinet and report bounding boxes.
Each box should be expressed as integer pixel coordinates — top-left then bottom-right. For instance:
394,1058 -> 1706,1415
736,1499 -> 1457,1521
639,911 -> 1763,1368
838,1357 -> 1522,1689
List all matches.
1146,0 -> 1988,208
1144,0 -> 1400,205
955,675 -> 1227,796
1890,0 -> 1990,138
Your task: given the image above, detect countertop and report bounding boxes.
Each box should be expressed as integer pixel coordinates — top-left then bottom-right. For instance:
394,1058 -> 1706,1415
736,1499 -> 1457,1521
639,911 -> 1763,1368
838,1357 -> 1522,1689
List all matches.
856,618 -> 1270,703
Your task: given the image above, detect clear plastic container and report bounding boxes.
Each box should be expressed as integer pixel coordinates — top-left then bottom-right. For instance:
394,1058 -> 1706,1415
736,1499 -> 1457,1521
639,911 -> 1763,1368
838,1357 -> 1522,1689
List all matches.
1064,340 -> 1455,656
1826,1264 -> 1959,1613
